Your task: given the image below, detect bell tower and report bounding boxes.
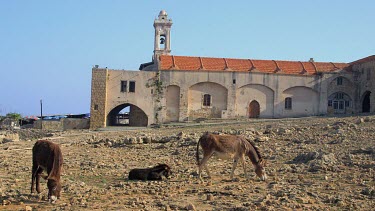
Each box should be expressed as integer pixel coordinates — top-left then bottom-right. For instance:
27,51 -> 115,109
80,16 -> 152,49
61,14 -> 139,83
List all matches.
153,10 -> 172,61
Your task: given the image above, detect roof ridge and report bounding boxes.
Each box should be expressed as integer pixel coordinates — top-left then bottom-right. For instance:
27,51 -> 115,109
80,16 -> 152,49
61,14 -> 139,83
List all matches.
310,60 -> 318,73
198,57 -> 205,70
330,62 -> 339,70
273,60 -> 282,73
248,59 -> 255,71
299,61 -> 307,74
223,58 -> 230,70
170,55 -> 179,70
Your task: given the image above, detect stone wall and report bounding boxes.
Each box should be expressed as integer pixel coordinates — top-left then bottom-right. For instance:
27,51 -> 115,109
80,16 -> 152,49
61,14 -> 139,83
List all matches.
352,60 -> 375,113
129,106 -> 148,126
34,120 -> 62,130
62,118 -> 90,130
34,119 -> 89,130
90,68 -> 108,129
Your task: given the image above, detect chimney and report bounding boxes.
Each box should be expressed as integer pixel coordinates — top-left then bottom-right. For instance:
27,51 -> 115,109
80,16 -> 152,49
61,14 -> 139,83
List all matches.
309,58 -> 314,62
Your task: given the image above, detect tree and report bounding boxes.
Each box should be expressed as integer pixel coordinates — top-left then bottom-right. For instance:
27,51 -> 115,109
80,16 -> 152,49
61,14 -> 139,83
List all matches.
6,113 -> 22,121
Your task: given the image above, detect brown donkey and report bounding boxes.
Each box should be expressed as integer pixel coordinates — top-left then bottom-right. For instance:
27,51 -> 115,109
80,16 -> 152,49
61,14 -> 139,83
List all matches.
31,140 -> 63,203
196,133 -> 267,181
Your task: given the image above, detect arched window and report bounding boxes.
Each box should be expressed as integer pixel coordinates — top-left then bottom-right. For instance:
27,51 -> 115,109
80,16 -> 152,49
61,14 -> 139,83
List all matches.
285,97 -> 292,110
203,94 -> 211,106
160,35 -> 166,50
328,92 -> 352,113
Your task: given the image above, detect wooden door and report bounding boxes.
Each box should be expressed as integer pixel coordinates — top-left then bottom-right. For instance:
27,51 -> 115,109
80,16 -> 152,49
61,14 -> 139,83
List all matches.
249,100 -> 260,118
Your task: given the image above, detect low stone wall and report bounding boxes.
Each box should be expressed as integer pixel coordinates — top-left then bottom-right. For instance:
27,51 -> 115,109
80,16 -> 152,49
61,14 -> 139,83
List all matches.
62,118 -> 90,130
34,119 -> 90,130
34,120 -> 61,130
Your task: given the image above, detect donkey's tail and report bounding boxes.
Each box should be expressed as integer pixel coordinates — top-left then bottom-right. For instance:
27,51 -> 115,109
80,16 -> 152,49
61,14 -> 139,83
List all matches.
196,137 -> 202,166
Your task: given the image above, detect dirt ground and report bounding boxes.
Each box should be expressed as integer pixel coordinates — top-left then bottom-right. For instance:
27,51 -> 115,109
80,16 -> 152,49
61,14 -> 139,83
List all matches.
0,115 -> 374,210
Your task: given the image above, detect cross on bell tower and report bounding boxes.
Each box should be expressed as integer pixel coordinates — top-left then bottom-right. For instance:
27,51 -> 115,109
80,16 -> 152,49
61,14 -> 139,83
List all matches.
153,10 -> 172,61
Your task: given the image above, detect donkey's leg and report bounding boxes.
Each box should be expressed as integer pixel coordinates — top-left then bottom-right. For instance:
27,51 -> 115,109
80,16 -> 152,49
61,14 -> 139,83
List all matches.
230,158 -> 239,180
35,167 -> 43,193
240,156 -> 248,179
31,164 -> 38,193
198,152 -> 213,181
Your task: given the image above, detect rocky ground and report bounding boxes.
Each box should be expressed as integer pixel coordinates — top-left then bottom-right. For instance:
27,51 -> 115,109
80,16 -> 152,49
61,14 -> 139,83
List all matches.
0,115 -> 374,210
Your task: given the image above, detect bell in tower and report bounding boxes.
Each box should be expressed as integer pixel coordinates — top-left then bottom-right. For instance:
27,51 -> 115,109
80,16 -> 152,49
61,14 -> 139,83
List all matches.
153,10 -> 173,61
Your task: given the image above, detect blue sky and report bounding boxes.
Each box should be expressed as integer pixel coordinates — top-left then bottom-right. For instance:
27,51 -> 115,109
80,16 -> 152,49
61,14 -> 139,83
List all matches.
0,1 -> 374,116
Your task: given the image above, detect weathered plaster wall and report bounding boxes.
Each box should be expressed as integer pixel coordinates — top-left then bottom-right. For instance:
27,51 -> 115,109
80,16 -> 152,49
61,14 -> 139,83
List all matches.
282,86 -> 319,117
160,70 -> 328,120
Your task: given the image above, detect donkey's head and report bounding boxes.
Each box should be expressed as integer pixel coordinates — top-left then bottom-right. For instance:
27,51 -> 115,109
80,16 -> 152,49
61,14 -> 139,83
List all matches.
156,164 -> 172,179
254,159 -> 267,181
47,179 -> 61,203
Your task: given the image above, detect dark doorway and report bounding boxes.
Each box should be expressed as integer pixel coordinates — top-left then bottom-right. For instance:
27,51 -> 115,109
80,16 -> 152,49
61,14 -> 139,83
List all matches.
248,100 -> 260,118
362,91 -> 371,113
107,103 -> 148,126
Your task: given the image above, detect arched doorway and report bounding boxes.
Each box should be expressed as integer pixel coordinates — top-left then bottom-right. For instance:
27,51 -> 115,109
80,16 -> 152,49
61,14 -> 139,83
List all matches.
107,103 -> 148,126
248,100 -> 260,118
362,91 -> 371,113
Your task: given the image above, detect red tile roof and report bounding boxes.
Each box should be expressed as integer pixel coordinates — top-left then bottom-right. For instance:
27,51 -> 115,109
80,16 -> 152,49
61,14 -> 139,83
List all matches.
159,55 -> 348,75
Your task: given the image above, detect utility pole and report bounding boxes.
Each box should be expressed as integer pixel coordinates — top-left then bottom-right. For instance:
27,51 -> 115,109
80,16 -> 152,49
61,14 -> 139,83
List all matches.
40,99 -> 43,130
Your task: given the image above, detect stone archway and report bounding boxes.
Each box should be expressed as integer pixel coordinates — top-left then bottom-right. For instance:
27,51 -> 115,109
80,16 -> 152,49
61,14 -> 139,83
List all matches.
248,100 -> 260,118
107,103 -> 148,126
362,91 -> 371,113
188,82 -> 228,120
236,84 -> 274,118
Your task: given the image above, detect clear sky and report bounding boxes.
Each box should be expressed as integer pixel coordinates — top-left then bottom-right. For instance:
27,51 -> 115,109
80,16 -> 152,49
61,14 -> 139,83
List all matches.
1,0 -> 374,116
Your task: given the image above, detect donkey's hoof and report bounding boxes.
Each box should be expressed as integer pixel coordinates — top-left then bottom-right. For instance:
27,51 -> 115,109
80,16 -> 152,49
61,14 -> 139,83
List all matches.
232,178 -> 240,182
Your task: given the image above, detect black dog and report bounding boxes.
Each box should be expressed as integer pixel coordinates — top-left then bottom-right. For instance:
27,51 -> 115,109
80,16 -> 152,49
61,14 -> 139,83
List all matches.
128,164 -> 172,181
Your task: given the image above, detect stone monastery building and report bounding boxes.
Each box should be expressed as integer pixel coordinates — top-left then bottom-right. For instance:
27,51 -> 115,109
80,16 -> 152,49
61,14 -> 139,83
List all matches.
90,10 -> 375,129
